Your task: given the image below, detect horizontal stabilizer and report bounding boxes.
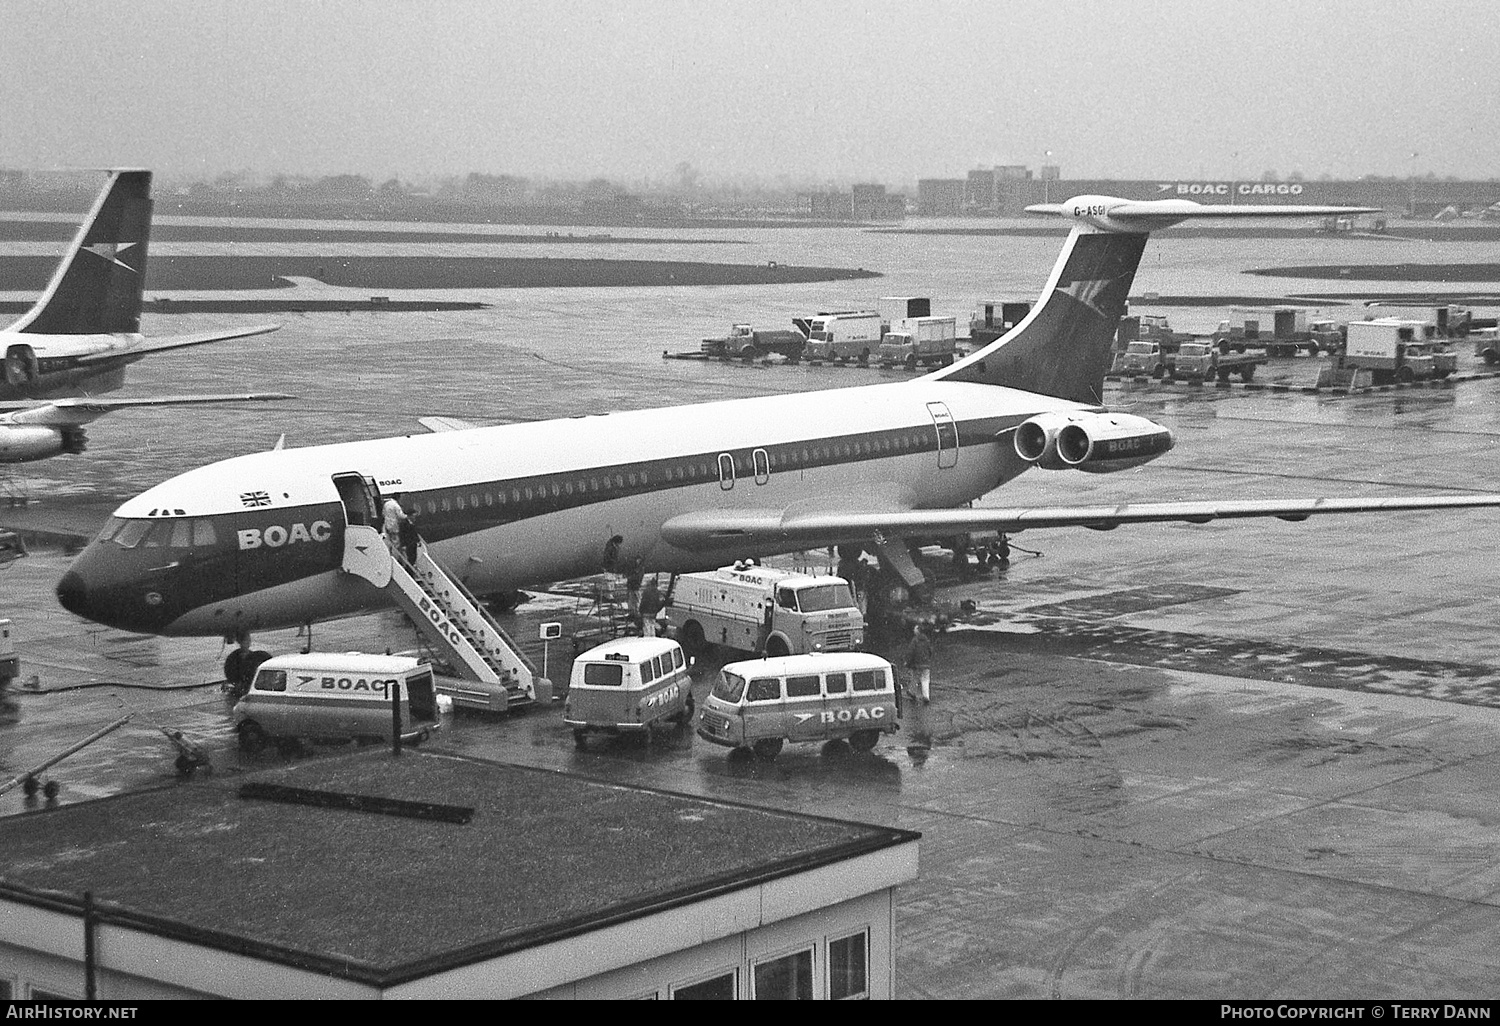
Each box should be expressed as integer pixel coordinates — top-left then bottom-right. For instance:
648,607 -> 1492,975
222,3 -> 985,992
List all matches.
1026,196 -> 1383,234
660,494 -> 1500,550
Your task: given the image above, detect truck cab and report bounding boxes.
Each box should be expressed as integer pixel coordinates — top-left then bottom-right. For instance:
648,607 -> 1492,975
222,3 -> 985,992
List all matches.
1120,341 -> 1165,378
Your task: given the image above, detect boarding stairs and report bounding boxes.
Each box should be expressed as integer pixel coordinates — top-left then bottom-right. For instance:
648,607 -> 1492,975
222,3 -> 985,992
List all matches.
339,525 -> 550,711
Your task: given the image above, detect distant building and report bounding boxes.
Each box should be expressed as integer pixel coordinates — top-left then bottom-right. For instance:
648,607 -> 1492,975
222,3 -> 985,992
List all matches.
0,751 -> 918,999
917,179 -> 965,216
807,187 -> 904,222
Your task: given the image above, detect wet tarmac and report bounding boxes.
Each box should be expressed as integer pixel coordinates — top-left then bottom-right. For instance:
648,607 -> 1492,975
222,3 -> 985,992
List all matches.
4,374 -> 1500,998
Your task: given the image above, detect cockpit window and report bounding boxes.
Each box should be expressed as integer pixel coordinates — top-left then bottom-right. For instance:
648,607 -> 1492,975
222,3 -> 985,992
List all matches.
96,518 -> 125,543
193,520 -> 217,546
169,521 -> 193,548
113,520 -> 153,548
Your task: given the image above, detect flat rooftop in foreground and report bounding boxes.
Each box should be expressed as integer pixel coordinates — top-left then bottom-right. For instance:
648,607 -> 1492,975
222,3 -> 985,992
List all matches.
0,750 -> 917,986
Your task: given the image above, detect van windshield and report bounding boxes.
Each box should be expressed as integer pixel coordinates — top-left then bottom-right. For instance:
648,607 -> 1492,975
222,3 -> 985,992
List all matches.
582,663 -> 624,686
712,671 -> 746,703
794,583 -> 855,612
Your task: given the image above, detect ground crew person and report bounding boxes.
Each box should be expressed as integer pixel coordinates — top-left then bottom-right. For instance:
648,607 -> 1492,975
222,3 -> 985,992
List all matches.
638,577 -> 664,637
903,622 -> 933,704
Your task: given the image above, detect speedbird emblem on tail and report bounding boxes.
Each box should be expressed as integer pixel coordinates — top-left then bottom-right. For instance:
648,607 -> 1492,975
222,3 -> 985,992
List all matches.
54,196 -> 1500,656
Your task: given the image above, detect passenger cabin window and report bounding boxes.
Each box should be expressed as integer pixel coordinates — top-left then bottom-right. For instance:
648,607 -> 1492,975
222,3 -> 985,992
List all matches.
747,678 -> 780,702
852,670 -> 884,692
582,663 -> 625,687
785,675 -> 820,698
718,453 -> 735,491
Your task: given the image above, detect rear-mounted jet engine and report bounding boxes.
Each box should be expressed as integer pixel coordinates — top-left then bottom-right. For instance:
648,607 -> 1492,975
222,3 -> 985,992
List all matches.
1013,411 -> 1173,473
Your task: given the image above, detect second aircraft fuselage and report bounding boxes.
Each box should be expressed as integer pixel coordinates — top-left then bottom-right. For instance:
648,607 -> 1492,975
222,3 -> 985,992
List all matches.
0,331 -> 142,400
56,376 -> 1088,637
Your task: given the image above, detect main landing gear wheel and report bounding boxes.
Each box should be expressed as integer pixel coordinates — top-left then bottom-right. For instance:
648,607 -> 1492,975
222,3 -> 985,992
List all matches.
752,738 -> 784,761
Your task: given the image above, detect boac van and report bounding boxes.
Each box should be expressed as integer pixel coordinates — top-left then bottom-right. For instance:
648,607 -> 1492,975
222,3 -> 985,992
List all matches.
233,653 -> 440,751
696,652 -> 899,761
563,637 -> 695,747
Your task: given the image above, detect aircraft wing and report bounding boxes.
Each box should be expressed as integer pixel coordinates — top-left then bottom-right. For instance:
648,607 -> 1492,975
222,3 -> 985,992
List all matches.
0,393 -> 293,426
659,494 -> 1500,550
74,323 -> 281,364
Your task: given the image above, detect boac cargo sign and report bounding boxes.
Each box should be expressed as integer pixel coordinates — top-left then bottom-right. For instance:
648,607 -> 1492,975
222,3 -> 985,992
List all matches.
1158,181 -> 1306,197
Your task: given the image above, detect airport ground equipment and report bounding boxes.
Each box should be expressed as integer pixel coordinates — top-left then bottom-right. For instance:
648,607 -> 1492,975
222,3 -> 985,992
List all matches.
664,564 -> 864,658
878,325 -> 956,368
969,300 -> 1032,346
0,619 -> 16,713
796,311 -> 884,364
1341,318 -> 1457,383
1215,307 -> 1319,357
0,714 -> 133,797
699,323 -> 806,362
1474,328 -> 1500,364
1309,320 -> 1347,356
1167,342 -> 1264,383
339,523 -> 551,712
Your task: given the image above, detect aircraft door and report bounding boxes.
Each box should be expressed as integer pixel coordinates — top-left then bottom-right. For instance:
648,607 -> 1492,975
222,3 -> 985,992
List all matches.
926,402 -> 959,469
332,472 -> 391,586
4,345 -> 38,386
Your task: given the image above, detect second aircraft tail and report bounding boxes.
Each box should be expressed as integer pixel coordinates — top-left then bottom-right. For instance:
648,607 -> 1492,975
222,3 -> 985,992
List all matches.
6,170 -> 154,336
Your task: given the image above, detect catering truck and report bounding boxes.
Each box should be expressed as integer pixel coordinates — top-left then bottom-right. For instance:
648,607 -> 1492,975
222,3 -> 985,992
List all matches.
796,311 -> 885,364
878,318 -> 957,368
1343,318 -> 1456,383
664,564 -> 864,658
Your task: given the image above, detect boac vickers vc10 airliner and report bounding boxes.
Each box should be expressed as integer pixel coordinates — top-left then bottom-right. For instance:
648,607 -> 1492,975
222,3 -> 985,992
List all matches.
54,196 -> 1500,658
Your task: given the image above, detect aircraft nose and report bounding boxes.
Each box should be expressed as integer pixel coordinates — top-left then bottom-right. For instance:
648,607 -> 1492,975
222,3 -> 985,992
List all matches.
55,570 -> 89,617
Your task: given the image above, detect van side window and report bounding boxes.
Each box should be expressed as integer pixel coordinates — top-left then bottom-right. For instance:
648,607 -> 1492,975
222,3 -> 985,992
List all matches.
583,663 -> 624,686
786,675 -> 819,698
672,648 -> 684,670
747,678 -> 780,702
652,655 -> 665,679
825,672 -> 848,694
852,670 -> 883,692
253,670 -> 287,692
641,659 -> 657,683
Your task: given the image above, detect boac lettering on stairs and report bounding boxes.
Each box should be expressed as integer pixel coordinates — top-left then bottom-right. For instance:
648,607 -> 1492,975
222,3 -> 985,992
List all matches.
418,595 -> 468,650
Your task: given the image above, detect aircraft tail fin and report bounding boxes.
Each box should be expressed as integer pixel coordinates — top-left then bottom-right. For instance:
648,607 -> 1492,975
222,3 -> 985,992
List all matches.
6,170 -> 154,336
931,196 -> 1381,405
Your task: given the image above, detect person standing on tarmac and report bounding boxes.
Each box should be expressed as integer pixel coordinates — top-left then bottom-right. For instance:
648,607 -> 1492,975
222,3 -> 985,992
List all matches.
638,577 -> 664,637
903,622 -> 933,704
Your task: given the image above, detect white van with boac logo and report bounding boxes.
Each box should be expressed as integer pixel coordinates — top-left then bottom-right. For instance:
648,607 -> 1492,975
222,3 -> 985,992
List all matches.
233,652 -> 440,752
696,652 -> 899,761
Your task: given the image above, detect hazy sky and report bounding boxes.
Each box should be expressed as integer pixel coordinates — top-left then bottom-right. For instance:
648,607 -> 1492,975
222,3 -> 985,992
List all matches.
4,0 -> 1497,186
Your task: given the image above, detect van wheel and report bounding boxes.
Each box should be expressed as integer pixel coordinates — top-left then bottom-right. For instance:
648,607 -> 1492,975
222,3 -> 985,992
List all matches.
236,720 -> 268,753
573,729 -> 588,749
752,738 -> 783,761
679,621 -> 707,657
1398,365 -> 1415,383
849,730 -> 881,753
